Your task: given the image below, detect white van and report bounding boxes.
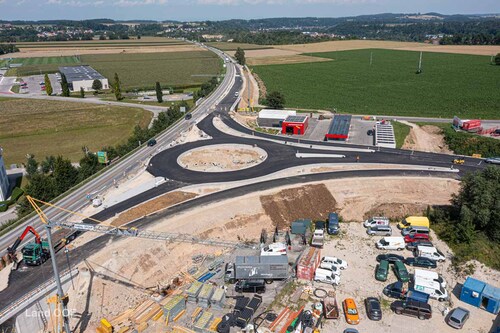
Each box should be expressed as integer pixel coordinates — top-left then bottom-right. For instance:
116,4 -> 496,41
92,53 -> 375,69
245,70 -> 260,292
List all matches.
314,268 -> 340,285
413,277 -> 449,302
376,237 -> 405,251
414,269 -> 447,288
364,216 -> 390,228
318,262 -> 341,276
415,246 -> 446,262
261,242 -> 287,256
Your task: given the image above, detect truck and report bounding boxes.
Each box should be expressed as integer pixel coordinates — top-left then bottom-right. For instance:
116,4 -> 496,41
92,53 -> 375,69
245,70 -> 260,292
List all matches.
413,277 -> 449,302
376,237 -> 405,251
453,116 -> 482,133
311,229 -> 325,248
224,255 -> 289,284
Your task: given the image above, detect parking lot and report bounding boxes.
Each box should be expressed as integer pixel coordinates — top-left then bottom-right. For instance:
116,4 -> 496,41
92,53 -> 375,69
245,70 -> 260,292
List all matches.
19,73 -> 62,95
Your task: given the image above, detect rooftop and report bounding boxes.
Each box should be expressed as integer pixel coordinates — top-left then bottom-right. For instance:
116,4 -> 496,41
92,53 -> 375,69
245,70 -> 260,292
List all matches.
59,65 -> 105,83
284,115 -> 308,123
327,114 -> 352,136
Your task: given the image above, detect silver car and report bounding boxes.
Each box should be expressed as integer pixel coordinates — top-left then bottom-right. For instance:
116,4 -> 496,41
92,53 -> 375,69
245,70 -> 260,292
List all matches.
446,307 -> 470,329
367,225 -> 392,236
485,157 -> 500,165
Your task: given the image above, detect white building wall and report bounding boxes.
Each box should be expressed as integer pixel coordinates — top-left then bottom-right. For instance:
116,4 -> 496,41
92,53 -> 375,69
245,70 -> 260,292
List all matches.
0,148 -> 10,201
71,78 -> 109,92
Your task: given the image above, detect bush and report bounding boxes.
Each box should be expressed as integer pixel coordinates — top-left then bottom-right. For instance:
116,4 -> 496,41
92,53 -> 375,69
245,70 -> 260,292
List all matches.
442,127 -> 500,158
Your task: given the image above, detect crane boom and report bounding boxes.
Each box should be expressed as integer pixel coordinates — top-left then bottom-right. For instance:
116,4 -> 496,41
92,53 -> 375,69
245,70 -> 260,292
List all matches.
49,220 -> 248,249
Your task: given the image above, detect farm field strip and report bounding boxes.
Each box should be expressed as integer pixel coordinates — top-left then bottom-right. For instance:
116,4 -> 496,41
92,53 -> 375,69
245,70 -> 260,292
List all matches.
252,49 -> 500,119
207,42 -> 274,51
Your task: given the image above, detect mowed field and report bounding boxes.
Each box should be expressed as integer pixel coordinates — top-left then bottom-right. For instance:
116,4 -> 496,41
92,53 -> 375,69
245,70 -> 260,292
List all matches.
81,51 -> 221,90
0,98 -> 152,165
5,56 -> 81,76
207,42 -> 273,51
252,49 -> 500,118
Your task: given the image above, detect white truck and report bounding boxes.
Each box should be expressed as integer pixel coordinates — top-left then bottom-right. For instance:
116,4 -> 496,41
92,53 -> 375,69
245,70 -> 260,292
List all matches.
414,269 -> 447,288
376,237 -> 405,251
413,276 -> 449,302
311,229 -> 325,248
314,268 -> 340,286
415,246 -> 446,262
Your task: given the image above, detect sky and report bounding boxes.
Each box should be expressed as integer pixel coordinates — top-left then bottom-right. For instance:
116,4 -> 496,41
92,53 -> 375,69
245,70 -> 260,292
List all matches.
0,0 -> 499,21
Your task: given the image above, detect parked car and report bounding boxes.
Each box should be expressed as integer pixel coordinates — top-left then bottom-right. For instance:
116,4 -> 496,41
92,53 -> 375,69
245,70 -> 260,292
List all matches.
446,307 -> 470,329
319,262 -> 341,276
314,268 -> 340,286
321,256 -> 348,270
363,216 -> 389,228
184,113 -> 192,120
376,254 -> 404,264
485,157 -> 500,165
404,233 -> 429,243
375,260 -> 389,282
342,298 -> 360,325
235,279 -> 266,293
315,220 -> 326,231
406,240 -> 433,251
383,281 -> 407,299
365,297 -> 382,321
343,329 -> 359,333
401,226 -> 430,237
405,257 -> 437,269
393,261 -> 410,282
367,225 -> 392,236
390,300 -> 432,320
147,139 -> 157,146
327,212 -> 340,235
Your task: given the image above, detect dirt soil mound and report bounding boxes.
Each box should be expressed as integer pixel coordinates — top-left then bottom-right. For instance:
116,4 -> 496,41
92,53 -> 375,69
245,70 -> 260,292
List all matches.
260,184 -> 336,228
401,122 -> 452,154
111,191 -> 197,226
364,203 -> 430,221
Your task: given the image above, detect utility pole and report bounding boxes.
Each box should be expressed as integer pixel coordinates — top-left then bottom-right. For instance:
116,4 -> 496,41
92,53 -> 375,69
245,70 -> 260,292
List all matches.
45,225 -> 72,333
417,51 -> 423,74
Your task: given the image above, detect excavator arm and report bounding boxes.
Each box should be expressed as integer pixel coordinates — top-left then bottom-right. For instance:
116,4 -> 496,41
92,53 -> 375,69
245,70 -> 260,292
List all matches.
7,226 -> 42,255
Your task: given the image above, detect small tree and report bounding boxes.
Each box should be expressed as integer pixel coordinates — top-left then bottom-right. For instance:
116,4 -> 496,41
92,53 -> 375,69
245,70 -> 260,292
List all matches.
155,81 -> 163,103
266,91 -> 285,109
44,73 -> 53,96
92,79 -> 102,95
99,34 -> 106,40
113,73 -> 123,101
60,73 -> 70,97
80,87 -> 85,98
495,53 -> 500,66
234,47 -> 246,66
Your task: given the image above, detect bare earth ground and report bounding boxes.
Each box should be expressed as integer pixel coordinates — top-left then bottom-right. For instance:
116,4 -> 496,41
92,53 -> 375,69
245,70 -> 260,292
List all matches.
1,45 -> 206,58
401,121 -> 453,154
64,176 -> 499,333
247,54 -> 332,66
177,144 -> 267,172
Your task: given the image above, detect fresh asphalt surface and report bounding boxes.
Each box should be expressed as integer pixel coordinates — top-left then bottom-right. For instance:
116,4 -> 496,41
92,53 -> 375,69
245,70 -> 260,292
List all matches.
0,57 -> 493,319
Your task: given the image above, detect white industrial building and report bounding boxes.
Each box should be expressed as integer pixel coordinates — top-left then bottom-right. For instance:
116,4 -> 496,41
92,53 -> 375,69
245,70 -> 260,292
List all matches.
59,65 -> 109,92
375,122 -> 397,148
0,148 -> 10,201
257,109 -> 297,128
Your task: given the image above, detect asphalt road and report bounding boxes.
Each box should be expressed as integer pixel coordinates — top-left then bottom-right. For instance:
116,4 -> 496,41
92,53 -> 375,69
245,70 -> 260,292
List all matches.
0,46 -> 236,258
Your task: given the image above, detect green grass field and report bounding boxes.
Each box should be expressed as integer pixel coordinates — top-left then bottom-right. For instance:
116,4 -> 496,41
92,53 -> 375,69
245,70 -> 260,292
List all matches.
82,51 -> 222,90
0,98 -> 152,165
207,42 -> 274,51
252,49 -> 500,119
392,121 -> 412,149
5,56 -> 81,76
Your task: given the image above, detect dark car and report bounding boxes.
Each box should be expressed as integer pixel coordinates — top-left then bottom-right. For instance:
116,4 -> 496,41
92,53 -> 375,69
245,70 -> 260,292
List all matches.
147,139 -> 157,146
367,129 -> 374,136
393,261 -> 410,283
365,297 -> 382,321
315,220 -> 326,231
235,279 -> 266,294
383,281 -> 407,300
446,307 -> 470,329
391,300 -> 432,320
184,113 -> 192,120
406,240 -> 433,251
376,254 -> 404,264
404,256 -> 437,269
327,212 -> 340,235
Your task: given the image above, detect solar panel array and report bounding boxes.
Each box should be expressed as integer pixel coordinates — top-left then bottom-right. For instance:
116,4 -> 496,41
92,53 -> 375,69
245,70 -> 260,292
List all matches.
59,65 -> 105,83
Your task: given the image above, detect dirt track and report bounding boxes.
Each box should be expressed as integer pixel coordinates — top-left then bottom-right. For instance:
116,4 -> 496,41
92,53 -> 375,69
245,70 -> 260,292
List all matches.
401,121 -> 452,154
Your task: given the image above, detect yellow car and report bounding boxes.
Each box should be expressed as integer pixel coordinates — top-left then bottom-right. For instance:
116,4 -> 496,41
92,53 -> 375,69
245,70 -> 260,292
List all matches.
453,159 -> 465,165
343,298 -> 360,325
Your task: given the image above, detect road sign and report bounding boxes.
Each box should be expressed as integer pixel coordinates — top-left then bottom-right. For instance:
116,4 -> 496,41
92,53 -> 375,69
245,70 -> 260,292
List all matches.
97,151 -> 108,164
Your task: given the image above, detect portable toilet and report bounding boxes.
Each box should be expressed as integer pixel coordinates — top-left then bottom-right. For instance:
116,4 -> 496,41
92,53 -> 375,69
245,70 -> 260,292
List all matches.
460,277 -> 500,314
482,283 -> 500,314
460,277 -> 486,308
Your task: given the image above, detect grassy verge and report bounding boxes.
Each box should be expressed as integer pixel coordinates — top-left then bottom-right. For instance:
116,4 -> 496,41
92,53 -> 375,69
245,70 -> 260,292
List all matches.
392,121 -> 411,149
416,122 -> 500,158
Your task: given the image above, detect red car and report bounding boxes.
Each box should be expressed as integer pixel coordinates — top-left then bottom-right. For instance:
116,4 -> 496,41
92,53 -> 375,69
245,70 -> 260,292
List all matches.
404,233 -> 429,243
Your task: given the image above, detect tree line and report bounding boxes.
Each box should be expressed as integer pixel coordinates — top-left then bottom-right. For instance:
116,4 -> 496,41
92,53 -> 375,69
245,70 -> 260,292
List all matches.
0,43 -> 19,55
